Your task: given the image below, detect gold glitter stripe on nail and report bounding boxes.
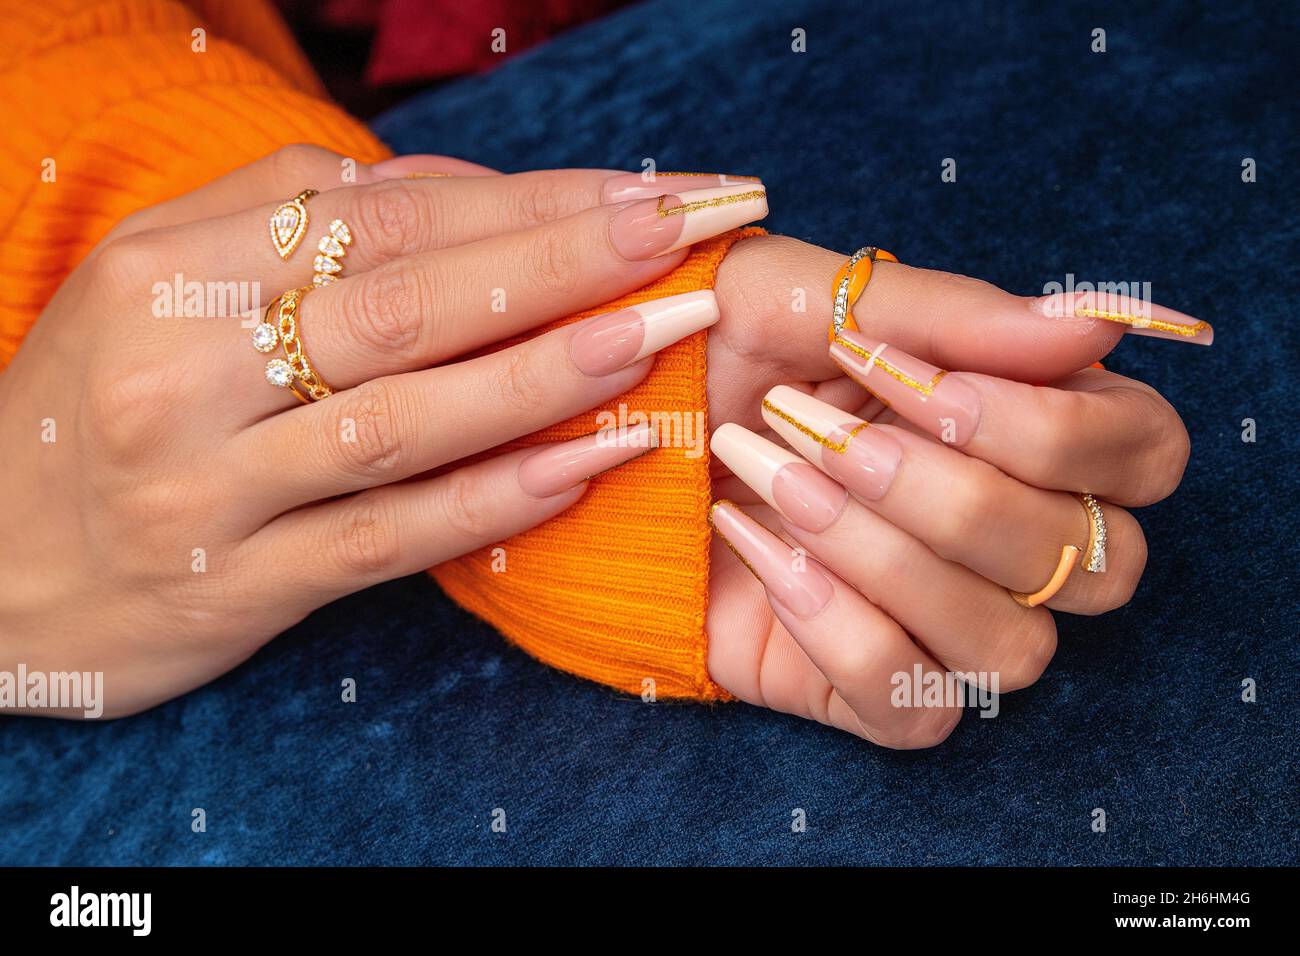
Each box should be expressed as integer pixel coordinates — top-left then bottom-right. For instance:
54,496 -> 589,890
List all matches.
832,336 -> 947,396
656,189 -> 767,217
1074,308 -> 1208,337
761,399 -> 868,454
651,172 -> 762,181
707,500 -> 762,583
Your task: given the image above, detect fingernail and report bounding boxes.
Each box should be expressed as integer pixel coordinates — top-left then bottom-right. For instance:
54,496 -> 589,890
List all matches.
371,155 -> 455,179
517,423 -> 657,498
829,331 -> 982,446
760,386 -> 902,501
1031,291 -> 1213,346
602,172 -> 762,204
569,290 -> 719,377
608,183 -> 768,260
708,500 -> 834,620
709,423 -> 846,533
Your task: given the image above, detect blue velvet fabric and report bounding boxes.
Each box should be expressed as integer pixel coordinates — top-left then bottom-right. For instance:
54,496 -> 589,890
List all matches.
3,0 -> 1296,866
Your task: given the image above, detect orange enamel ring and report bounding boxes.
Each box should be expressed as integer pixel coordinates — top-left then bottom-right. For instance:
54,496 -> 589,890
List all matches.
828,246 -> 898,344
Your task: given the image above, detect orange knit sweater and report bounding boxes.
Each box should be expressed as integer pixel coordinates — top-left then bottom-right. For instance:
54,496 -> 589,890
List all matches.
2,0 -> 735,699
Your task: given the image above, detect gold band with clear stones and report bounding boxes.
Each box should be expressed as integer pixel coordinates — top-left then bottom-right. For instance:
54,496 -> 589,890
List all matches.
257,287 -> 333,402
269,189 -> 317,260
312,218 -> 353,287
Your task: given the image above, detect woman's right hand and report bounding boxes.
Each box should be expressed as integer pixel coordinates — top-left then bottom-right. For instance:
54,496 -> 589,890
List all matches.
0,147 -> 768,717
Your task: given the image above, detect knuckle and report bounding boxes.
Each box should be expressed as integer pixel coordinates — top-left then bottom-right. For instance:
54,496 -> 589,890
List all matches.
875,706 -> 961,750
492,347 -> 547,414
331,495 -> 401,577
353,181 -> 427,259
713,234 -> 816,357
436,469 -> 496,542
525,228 -> 581,297
83,363 -> 179,457
89,234 -> 160,291
510,176 -> 568,226
269,143 -> 336,185
930,466 -> 996,558
1139,405 -> 1191,503
332,381 -> 405,478
996,615 -> 1058,691
346,267 -> 424,356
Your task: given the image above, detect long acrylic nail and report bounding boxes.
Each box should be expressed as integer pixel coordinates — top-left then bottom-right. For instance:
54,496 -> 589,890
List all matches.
1031,290 -> 1213,345
708,500 -> 835,619
760,386 -> 902,501
710,423 -> 847,532
602,172 -> 762,204
829,331 -> 982,446
608,183 -> 768,260
570,290 -> 719,377
517,423 -> 657,498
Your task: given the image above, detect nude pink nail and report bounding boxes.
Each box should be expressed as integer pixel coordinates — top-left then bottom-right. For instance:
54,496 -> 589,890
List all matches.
569,290 -> 719,377
517,423 -> 657,498
709,423 -> 846,532
602,172 -> 763,204
708,500 -> 835,620
1032,290 -> 1213,345
829,331 -> 982,447
608,183 -> 768,260
760,386 -> 902,501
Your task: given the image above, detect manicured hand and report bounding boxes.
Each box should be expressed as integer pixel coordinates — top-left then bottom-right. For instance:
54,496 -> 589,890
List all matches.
703,235 -> 1202,747
0,147 -> 768,717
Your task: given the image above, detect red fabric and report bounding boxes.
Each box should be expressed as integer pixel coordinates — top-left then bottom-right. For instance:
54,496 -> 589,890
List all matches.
315,0 -> 631,86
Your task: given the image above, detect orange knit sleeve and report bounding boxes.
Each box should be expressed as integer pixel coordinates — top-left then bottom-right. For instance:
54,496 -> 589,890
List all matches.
0,0 -> 738,701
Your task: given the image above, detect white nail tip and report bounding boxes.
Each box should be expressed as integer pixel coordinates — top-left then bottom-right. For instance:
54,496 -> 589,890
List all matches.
634,290 -> 719,359
710,423 -> 799,504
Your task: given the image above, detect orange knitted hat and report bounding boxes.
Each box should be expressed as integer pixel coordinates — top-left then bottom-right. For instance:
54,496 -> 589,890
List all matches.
1,0 -> 740,700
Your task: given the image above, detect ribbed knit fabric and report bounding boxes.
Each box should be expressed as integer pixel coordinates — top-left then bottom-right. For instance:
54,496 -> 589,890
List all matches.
0,0 -> 744,700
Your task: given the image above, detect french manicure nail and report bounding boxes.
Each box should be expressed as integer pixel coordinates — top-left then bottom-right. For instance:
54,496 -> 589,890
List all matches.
708,500 -> 835,619
517,423 -> 657,498
608,183 -> 769,260
569,290 -> 719,377
760,386 -> 902,501
1031,291 -> 1213,345
829,331 -> 982,446
709,423 -> 847,532
602,172 -> 762,204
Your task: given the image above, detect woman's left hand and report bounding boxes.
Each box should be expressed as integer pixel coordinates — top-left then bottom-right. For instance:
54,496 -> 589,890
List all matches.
702,235 -> 1200,747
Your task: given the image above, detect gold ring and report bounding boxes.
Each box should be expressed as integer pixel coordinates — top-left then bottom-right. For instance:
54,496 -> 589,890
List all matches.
269,189 -> 318,260
256,287 -> 333,402
1009,494 -> 1107,608
828,246 -> 898,344
312,218 -> 353,287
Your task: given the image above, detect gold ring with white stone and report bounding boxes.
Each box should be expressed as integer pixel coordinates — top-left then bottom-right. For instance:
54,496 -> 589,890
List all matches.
254,287 -> 333,402
1009,493 -> 1107,608
269,189 -> 318,260
312,218 -> 353,287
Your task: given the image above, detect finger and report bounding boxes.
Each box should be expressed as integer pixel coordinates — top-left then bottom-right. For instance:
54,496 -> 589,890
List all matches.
235,186 -> 765,396
829,333 -> 1191,506
105,144 -> 499,239
760,387 -> 1147,614
228,291 -> 718,516
710,424 -> 1057,690
245,430 -> 655,607
712,234 -> 1212,386
706,501 -> 962,748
